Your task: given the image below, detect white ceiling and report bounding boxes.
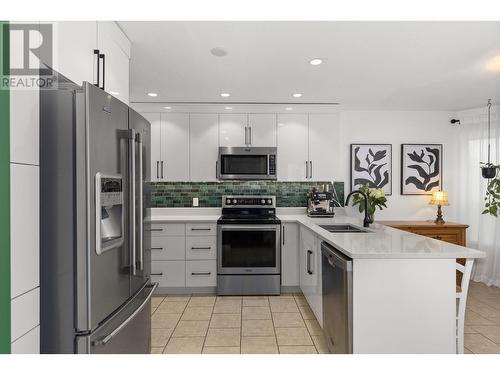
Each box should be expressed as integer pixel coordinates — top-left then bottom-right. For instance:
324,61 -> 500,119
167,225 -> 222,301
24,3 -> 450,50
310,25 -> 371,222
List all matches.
119,21 -> 500,111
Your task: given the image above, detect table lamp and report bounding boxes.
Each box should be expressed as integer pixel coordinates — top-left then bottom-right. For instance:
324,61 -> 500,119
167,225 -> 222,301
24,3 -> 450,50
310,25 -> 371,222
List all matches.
429,190 -> 449,224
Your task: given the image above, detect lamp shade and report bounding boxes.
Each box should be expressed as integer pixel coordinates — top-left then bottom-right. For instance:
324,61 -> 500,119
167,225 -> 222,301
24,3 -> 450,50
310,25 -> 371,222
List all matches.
429,191 -> 449,206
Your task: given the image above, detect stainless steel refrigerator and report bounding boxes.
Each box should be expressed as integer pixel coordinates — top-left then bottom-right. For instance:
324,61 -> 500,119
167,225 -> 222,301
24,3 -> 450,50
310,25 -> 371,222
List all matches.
40,77 -> 155,353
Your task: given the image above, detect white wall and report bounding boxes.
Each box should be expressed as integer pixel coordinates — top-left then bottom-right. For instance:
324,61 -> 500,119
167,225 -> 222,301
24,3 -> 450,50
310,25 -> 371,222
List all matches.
339,110 -> 458,221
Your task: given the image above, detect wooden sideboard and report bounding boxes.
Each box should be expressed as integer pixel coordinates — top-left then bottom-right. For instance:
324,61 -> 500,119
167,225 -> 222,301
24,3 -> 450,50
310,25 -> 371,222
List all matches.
379,221 -> 469,286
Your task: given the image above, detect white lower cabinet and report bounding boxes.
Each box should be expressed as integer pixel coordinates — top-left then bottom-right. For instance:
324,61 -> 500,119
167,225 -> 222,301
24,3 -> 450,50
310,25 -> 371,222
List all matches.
151,261 -> 186,287
186,261 -> 217,287
299,227 -> 322,326
151,221 -> 217,290
281,223 -> 299,287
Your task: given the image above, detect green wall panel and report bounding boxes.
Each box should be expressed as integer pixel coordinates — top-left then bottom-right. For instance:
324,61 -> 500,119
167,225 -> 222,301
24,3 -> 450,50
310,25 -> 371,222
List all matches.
0,21 -> 10,354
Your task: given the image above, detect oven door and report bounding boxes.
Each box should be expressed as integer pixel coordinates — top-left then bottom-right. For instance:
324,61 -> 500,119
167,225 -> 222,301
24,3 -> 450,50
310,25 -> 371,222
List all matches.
217,224 -> 281,274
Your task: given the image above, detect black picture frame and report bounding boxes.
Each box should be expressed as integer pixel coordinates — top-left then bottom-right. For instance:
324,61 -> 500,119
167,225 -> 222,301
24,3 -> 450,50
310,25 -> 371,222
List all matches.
350,144 -> 392,195
401,144 -> 443,195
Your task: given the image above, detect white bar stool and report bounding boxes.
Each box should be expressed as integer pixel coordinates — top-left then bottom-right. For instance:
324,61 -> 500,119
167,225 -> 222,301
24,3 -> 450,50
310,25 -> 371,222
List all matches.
456,259 -> 474,354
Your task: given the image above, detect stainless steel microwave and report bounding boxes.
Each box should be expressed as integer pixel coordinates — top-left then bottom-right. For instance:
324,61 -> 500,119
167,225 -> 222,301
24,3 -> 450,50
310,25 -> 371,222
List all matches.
217,147 -> 277,180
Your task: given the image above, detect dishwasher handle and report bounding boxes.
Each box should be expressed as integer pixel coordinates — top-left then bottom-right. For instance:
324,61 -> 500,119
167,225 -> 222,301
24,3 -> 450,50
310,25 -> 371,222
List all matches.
321,242 -> 352,271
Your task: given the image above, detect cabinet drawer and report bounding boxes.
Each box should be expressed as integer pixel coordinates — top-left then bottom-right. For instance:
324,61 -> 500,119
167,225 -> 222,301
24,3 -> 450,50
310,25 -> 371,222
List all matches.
186,260 -> 217,287
186,236 -> 217,260
149,223 -> 185,237
186,222 -> 217,236
151,261 -> 186,287
151,236 -> 185,260
412,230 -> 460,244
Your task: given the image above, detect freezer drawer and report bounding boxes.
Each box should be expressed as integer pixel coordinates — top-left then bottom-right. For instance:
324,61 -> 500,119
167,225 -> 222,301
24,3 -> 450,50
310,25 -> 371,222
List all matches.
76,283 -> 157,354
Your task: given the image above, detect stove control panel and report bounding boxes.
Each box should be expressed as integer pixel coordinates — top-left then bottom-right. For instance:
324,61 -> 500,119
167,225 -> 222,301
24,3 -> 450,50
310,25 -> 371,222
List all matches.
223,195 -> 276,208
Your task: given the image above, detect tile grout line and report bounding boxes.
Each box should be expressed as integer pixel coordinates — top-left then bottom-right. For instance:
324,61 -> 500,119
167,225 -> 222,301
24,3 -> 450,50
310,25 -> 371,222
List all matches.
201,296 -> 217,353
162,294 -> 192,353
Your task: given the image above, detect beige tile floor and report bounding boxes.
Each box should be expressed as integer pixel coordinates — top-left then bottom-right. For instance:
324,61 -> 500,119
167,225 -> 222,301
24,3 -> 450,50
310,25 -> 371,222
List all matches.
150,293 -> 327,354
150,281 -> 500,354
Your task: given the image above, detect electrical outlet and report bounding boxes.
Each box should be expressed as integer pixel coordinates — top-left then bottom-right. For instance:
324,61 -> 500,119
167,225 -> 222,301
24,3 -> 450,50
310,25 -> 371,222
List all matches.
192,197 -> 199,207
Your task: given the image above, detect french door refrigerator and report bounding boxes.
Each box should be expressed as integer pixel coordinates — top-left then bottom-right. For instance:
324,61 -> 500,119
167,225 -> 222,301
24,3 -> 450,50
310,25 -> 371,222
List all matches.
40,78 -> 155,353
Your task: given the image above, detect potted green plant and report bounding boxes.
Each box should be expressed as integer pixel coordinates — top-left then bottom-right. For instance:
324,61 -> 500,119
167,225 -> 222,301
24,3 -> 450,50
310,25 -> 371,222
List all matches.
351,184 -> 388,223
482,164 -> 500,216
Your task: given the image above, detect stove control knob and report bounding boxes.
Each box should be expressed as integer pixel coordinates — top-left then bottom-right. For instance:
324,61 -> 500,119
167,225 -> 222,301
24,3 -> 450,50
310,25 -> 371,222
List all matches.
261,199 -> 266,204
233,199 -> 238,204
267,199 -> 272,205
226,199 -> 232,205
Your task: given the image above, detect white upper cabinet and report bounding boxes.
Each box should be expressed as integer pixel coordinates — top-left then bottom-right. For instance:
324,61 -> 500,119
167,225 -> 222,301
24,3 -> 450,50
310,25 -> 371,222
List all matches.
50,21 -> 97,85
190,114 -> 219,181
97,22 -> 131,104
219,114 -> 246,147
162,113 -> 190,181
248,114 -> 277,147
142,113 -> 162,182
308,113 -> 341,181
277,114 -> 309,181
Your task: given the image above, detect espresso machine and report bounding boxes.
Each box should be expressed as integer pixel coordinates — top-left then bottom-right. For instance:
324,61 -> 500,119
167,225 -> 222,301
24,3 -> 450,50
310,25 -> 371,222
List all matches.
307,185 -> 335,218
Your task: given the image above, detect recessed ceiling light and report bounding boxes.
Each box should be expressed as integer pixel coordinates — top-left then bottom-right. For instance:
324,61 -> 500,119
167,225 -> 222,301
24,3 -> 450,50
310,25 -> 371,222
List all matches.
225,107 -> 232,110
110,91 -> 119,96
309,58 -> 323,66
148,92 -> 158,97
210,47 -> 228,57
486,54 -> 500,72
163,106 -> 171,110
292,93 -> 302,98
220,93 -> 231,98
285,107 -> 293,111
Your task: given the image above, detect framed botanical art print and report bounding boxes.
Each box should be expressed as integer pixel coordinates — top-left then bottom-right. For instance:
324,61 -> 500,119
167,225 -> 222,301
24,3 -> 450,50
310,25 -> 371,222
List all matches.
350,144 -> 392,195
401,144 -> 443,195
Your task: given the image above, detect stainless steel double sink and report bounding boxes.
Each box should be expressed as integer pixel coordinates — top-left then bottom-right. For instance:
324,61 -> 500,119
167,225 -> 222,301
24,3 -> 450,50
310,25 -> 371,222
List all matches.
318,224 -> 369,233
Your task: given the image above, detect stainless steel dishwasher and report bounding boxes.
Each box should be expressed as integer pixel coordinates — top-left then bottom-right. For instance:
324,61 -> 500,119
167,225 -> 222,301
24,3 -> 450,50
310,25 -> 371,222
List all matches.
321,241 -> 353,354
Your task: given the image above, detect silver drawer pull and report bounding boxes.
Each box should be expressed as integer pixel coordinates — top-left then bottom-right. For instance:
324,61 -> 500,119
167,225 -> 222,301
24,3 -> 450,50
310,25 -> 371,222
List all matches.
191,228 -> 211,231
191,272 -> 211,276
191,247 -> 211,250
151,272 -> 163,276
147,228 -> 164,232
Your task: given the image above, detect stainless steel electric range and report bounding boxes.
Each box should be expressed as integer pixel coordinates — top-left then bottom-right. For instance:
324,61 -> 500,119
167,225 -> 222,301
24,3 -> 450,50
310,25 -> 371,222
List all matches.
217,195 -> 281,295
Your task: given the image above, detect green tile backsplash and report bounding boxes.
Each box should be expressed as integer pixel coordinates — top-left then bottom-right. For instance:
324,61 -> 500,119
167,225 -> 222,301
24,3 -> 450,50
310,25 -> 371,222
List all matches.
151,181 -> 344,208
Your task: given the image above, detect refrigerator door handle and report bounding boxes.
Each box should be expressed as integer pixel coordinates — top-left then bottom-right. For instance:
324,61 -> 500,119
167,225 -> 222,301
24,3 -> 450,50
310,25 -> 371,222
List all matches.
136,132 -> 144,271
92,283 -> 158,347
129,129 -> 137,275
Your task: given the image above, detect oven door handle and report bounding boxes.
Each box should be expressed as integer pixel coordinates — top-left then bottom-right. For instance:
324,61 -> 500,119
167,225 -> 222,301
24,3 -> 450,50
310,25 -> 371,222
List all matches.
218,225 -> 280,231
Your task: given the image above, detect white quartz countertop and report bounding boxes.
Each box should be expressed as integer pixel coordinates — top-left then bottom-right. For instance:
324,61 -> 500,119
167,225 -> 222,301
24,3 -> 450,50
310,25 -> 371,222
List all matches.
280,215 -> 484,259
150,208 -> 484,260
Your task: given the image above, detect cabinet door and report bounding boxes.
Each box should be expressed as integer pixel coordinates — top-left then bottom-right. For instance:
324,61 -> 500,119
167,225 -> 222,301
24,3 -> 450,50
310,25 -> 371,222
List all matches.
162,113 -> 190,181
190,114 -> 219,181
277,114 -> 309,181
50,21 -> 97,85
299,228 -> 316,303
248,114 -> 277,147
142,113 -> 161,182
97,22 -> 130,104
308,113 -> 341,181
219,113 -> 246,147
281,223 -> 299,286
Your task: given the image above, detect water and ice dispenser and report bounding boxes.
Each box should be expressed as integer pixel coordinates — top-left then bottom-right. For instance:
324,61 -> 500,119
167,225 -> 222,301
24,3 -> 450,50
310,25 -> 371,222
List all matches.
95,173 -> 124,254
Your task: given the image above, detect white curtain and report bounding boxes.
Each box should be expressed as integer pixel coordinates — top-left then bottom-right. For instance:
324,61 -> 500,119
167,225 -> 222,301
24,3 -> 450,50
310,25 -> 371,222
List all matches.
455,105 -> 500,287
